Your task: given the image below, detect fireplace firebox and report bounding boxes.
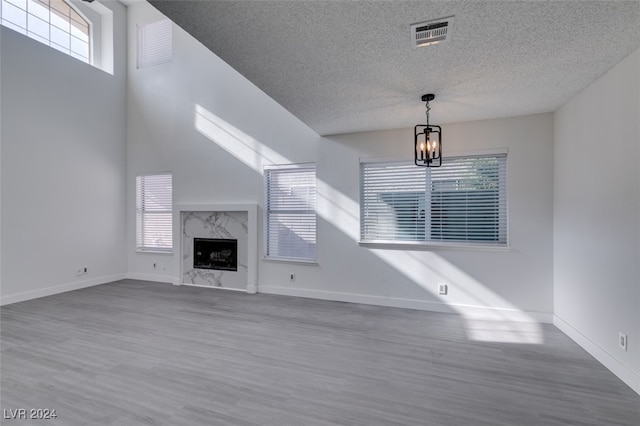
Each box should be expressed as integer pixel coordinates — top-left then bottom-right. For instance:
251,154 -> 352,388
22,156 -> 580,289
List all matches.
193,238 -> 238,271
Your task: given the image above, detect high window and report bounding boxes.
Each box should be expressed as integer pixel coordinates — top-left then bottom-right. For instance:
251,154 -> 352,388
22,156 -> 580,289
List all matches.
264,164 -> 317,262
1,0 -> 90,63
360,153 -> 507,247
136,173 -> 173,253
137,19 -> 172,68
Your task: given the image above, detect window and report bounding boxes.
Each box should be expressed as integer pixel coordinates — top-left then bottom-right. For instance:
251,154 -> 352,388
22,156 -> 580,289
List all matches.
137,19 -> 172,68
136,173 -> 173,253
1,0 -> 91,63
360,153 -> 507,247
264,164 -> 317,262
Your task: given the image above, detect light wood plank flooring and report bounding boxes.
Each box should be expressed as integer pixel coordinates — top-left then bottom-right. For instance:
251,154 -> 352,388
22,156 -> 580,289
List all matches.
1,279 -> 638,425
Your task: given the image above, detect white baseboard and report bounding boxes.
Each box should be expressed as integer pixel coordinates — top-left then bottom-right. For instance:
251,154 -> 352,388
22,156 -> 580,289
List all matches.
126,273 -> 175,284
258,285 -> 552,323
0,273 -> 127,306
554,315 -> 639,395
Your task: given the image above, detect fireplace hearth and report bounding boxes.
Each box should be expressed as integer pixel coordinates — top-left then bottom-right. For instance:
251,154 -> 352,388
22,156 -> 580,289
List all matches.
194,238 -> 238,271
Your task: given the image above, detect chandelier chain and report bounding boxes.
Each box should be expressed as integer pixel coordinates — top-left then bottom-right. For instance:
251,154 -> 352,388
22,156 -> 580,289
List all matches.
425,101 -> 431,125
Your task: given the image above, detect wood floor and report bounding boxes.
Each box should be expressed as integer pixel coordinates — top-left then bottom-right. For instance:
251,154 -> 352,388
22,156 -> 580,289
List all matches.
1,280 -> 638,426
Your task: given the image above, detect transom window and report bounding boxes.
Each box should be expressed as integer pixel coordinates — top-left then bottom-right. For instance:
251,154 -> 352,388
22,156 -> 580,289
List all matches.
1,0 -> 90,63
360,153 -> 508,247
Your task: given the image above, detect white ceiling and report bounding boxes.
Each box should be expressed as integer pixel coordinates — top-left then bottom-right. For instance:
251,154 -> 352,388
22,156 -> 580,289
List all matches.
148,0 -> 640,136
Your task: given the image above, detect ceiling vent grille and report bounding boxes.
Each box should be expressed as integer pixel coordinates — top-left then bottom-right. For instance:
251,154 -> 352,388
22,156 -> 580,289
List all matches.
411,16 -> 454,48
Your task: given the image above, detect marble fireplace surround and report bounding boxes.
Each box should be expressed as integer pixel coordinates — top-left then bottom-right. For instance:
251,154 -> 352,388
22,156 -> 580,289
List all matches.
173,204 -> 258,293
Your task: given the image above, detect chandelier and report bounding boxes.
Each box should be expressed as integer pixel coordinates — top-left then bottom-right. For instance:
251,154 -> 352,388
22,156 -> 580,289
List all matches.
414,94 -> 442,167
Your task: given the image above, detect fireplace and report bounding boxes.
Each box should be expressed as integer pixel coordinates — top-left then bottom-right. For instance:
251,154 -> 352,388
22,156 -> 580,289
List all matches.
176,204 -> 257,292
193,238 -> 238,271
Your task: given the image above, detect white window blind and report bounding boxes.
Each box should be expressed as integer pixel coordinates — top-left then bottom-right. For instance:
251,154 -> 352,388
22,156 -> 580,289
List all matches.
360,162 -> 427,241
136,173 -> 173,252
360,154 -> 507,246
429,155 -> 507,244
264,164 -> 317,262
1,0 -> 91,63
137,19 -> 172,68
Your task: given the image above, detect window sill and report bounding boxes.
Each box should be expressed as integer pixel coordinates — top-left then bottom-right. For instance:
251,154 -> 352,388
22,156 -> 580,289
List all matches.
136,249 -> 174,255
358,240 -> 511,252
262,257 -> 318,266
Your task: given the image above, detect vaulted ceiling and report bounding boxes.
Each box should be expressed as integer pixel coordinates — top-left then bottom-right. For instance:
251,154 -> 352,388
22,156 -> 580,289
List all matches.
149,0 -> 640,136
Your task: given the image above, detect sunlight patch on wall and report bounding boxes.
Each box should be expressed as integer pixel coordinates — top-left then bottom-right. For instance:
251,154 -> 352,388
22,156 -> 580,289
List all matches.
193,104 -> 543,344
316,179 -> 359,241
367,249 -> 543,343
195,104 -> 288,172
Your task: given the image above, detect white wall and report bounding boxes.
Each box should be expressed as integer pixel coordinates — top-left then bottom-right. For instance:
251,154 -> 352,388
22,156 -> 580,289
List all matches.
0,0 -> 128,305
554,47 -> 640,394
125,3 -> 320,282
0,33 -> 3,297
127,2 -> 554,329
297,114 -> 554,324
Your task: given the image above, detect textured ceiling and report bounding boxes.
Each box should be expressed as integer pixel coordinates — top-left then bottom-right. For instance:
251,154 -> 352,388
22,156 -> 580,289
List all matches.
149,0 -> 640,136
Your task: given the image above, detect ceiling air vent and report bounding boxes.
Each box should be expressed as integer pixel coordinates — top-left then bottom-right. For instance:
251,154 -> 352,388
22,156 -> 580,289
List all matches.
411,16 -> 454,48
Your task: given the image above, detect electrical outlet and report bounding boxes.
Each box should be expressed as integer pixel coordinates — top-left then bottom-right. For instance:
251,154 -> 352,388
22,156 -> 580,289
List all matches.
83,266 -> 88,274
437,283 -> 448,295
289,273 -> 296,282
75,267 -> 84,276
619,332 -> 627,351
153,263 -> 157,269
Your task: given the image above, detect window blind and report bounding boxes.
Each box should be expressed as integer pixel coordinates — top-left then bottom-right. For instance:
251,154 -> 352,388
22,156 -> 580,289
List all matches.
360,161 -> 427,242
360,154 -> 507,246
136,173 -> 173,252
137,19 -> 172,68
429,155 -> 507,244
264,164 -> 317,261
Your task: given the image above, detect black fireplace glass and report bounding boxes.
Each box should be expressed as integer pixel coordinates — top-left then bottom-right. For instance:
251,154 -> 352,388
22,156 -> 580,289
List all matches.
193,238 -> 238,271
